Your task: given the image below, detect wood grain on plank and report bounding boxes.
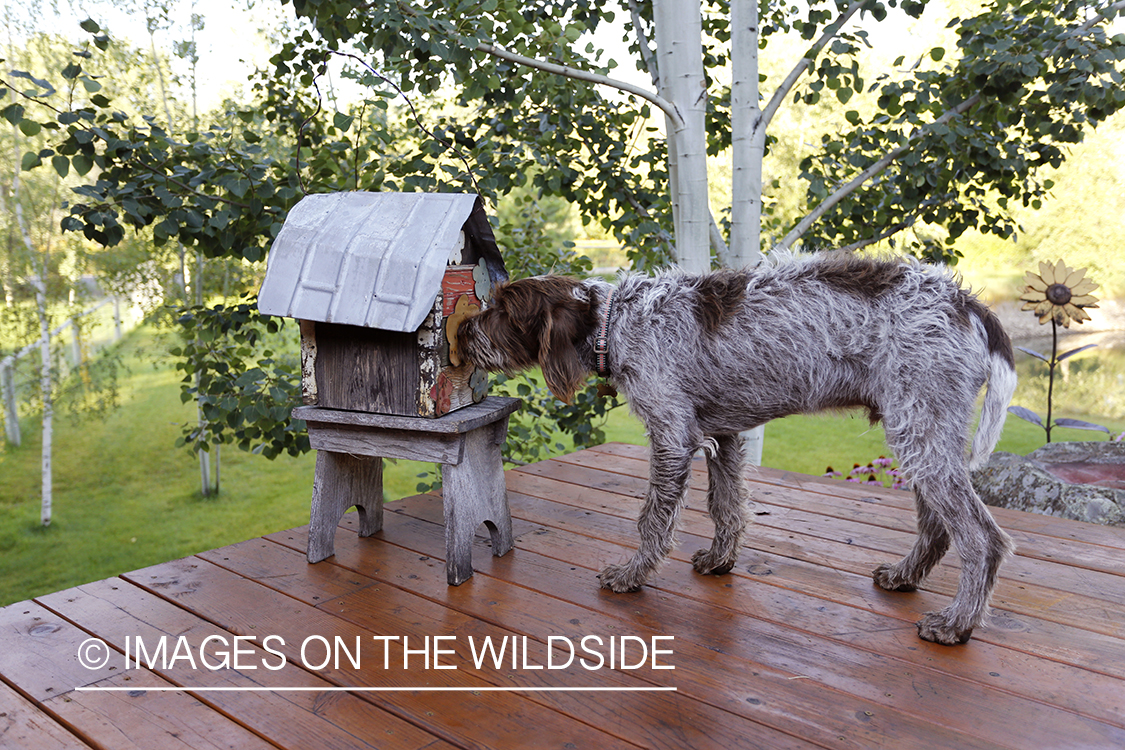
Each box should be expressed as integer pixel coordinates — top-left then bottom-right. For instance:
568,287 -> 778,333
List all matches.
123,557 -> 646,750
36,581 -> 449,750
298,502 -> 1125,748
0,680 -> 92,750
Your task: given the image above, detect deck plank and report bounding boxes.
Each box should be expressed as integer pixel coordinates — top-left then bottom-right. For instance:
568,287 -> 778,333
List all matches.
36,581 -> 453,750
0,600 -> 280,750
0,680 -> 93,750
2,442 -> 1123,750
517,455 -> 1125,637
503,463 -> 1125,678
366,490 -> 1125,732
203,538 -> 817,750
265,519 -> 1000,750
122,556 -> 648,750
595,442 -> 1125,551
378,488 -> 1125,735
576,444 -> 1125,577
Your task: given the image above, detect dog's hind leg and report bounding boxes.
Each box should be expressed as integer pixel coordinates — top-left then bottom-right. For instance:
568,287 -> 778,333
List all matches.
913,474 -> 1012,645
692,433 -> 750,576
878,409 -> 1013,644
872,489 -> 950,592
598,434 -> 695,593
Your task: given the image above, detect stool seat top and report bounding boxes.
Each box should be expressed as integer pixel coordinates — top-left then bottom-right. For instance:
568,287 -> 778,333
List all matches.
294,396 -> 520,435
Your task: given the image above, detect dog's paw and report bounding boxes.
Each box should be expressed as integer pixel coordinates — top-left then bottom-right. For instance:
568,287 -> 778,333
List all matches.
597,563 -> 645,593
691,548 -> 736,576
872,563 -> 918,593
916,611 -> 973,645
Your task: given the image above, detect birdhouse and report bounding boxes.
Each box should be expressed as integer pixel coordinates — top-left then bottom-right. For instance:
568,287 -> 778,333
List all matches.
257,192 -> 507,418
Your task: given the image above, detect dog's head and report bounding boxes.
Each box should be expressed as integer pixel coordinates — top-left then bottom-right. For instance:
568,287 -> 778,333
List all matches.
457,275 -> 597,403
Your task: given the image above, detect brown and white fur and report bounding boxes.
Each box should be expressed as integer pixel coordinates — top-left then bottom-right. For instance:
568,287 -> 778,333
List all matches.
457,252 -> 1017,645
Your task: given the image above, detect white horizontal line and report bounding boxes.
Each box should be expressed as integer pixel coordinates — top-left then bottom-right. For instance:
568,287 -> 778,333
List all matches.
75,686 -> 677,693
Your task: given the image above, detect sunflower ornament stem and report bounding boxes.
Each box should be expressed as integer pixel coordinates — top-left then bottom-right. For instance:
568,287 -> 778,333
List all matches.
1008,260 -> 1112,443
1046,319 -> 1057,442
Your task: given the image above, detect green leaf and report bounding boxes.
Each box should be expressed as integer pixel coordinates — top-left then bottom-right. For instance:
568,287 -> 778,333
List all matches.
81,77 -> 102,93
332,112 -> 354,131
228,176 -> 250,198
51,154 -> 70,177
1,103 -> 24,124
930,47 -> 945,62
62,62 -> 82,79
18,119 -> 40,136
21,151 -> 41,170
79,18 -> 101,33
10,69 -> 54,94
72,153 -> 94,175
836,87 -> 853,104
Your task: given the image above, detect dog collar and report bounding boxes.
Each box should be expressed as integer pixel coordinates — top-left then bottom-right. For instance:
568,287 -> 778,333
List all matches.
594,287 -> 615,378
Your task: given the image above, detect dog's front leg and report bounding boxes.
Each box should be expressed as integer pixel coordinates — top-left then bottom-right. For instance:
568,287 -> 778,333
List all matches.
598,440 -> 694,593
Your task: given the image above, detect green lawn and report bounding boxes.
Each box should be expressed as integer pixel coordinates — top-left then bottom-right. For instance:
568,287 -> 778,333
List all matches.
1,326 -> 1121,607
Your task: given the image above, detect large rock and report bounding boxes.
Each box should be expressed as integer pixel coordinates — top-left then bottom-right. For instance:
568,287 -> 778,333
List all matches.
972,442 -> 1125,526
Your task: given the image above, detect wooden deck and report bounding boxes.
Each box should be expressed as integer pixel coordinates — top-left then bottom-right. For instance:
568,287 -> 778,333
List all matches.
3,442 -> 1125,749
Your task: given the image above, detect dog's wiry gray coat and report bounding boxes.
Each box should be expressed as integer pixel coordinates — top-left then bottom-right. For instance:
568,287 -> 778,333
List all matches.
458,252 -> 1017,645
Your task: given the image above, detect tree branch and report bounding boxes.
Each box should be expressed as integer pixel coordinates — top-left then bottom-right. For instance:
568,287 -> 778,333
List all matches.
1,80 -> 66,113
775,0 -> 1125,252
773,93 -> 981,251
760,0 -> 870,132
474,41 -> 683,129
331,49 -> 484,196
476,21 -> 736,260
627,0 -> 660,88
124,159 -> 255,211
709,212 -> 730,266
834,200 -> 943,252
1083,1 -> 1125,32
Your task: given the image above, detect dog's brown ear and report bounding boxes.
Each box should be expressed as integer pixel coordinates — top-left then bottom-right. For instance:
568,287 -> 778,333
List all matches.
538,302 -> 588,404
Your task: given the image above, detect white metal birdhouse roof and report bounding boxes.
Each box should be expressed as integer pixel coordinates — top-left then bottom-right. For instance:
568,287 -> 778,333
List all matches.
258,191 -> 503,332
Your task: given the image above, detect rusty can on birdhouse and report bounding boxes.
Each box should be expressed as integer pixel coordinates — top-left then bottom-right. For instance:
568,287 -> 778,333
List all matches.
257,191 -> 506,418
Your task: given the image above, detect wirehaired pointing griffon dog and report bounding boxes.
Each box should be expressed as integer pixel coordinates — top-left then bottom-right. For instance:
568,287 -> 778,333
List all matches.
457,253 -> 1017,645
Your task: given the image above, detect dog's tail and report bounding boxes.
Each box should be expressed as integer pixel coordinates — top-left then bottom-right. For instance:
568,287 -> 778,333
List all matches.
969,309 -> 1017,470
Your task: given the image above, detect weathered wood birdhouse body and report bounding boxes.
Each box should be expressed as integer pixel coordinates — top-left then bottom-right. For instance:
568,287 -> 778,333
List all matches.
258,192 -> 506,418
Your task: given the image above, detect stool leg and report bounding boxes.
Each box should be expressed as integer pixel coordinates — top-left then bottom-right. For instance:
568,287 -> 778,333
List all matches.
441,421 -> 513,585
307,451 -> 384,563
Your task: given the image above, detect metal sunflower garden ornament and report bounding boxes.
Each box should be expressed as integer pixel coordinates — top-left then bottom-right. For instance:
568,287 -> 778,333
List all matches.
1019,260 -> 1100,327
1008,260 -> 1112,443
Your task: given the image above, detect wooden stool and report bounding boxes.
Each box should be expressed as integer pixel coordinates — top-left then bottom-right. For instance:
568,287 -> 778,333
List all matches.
293,396 -> 520,585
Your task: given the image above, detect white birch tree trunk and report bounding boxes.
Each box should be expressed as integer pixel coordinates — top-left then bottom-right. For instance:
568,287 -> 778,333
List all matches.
653,0 -> 711,273
730,0 -> 765,269
10,130 -> 53,524
150,22 -> 214,495
730,0 -> 767,464
1,358 -> 18,445
34,268 -> 52,525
